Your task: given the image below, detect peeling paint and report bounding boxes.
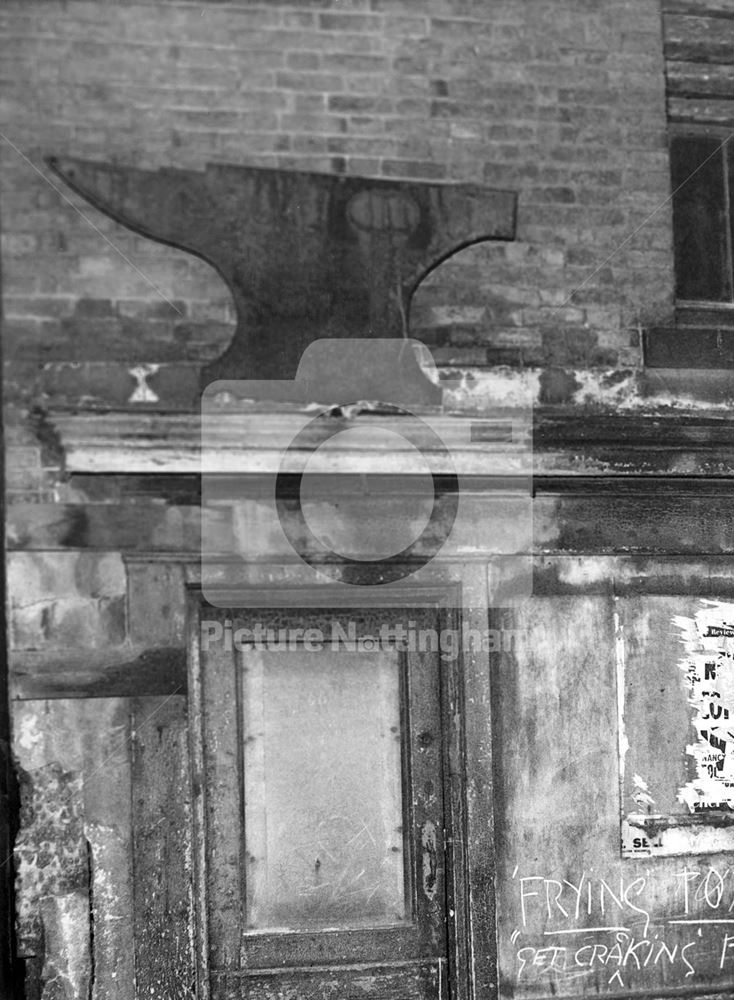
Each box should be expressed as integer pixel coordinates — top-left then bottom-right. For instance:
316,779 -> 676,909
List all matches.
614,606 -> 629,768
674,601 -> 734,815
128,363 -> 160,403
40,892 -> 92,1000
557,557 -> 616,588
15,711 -> 46,758
572,369 -> 640,409
441,366 -> 541,411
440,366 -> 734,413
631,773 -> 656,810
85,821 -> 134,999
14,763 -> 89,959
421,820 -> 438,901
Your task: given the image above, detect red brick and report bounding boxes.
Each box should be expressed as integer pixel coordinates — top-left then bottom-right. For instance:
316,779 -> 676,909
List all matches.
323,53 -> 389,73
286,51 -> 322,71
318,13 -> 383,32
328,94 -> 392,113
382,159 -> 447,180
276,70 -> 345,91
294,93 -> 327,112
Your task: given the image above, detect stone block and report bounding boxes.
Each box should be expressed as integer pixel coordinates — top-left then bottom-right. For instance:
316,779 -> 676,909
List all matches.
7,552 -> 126,608
10,596 -> 126,650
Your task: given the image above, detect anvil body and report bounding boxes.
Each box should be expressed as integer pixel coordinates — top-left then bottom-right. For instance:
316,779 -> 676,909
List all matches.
49,157 -> 516,392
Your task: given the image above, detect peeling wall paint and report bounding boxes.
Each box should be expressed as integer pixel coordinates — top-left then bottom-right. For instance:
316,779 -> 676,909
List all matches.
127,364 -> 160,404
12,700 -> 138,999
39,893 -> 92,1000
674,601 -> 734,814
441,367 -> 734,414
14,763 -> 89,960
619,597 -> 734,859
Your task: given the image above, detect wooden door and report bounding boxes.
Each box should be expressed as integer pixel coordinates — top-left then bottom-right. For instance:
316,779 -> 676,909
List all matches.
189,604 -> 453,1000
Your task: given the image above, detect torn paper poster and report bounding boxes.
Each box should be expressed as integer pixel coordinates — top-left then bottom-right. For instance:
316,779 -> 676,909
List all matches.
674,600 -> 734,814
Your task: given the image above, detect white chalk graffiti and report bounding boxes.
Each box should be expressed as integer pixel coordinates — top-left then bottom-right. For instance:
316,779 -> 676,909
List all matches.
511,864 -> 734,990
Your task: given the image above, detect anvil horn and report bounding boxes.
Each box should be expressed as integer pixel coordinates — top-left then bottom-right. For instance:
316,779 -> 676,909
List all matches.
48,156 -> 516,389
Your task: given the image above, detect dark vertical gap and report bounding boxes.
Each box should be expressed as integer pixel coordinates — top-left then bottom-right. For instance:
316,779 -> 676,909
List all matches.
232,633 -> 248,937
439,604 -> 470,1000
0,156 -> 22,999
397,642 -> 416,927
489,606 -> 512,1000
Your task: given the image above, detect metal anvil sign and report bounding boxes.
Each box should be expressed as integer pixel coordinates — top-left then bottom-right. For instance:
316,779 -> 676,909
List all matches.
49,157 -> 516,387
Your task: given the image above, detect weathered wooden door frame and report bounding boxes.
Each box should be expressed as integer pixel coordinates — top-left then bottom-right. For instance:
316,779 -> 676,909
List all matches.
0,266 -> 20,996
186,580 -> 499,1000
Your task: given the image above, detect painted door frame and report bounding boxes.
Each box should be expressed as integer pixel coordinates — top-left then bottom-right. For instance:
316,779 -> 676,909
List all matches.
186,580 -> 499,1000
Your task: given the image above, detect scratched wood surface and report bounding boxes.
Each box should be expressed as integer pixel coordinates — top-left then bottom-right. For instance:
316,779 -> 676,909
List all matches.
210,962 -> 441,1000
131,695 -> 195,1000
410,614 -> 449,960
462,595 -> 498,1000
493,594 -> 734,998
199,633 -> 245,970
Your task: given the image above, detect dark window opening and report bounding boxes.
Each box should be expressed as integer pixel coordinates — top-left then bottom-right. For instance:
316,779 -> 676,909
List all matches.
670,133 -> 734,305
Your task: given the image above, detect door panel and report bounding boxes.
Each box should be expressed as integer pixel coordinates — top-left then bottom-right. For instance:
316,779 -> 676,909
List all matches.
240,646 -> 407,932
191,605 -> 450,1000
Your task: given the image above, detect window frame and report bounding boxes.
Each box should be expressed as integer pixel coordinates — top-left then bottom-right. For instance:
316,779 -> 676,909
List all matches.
670,123 -> 734,312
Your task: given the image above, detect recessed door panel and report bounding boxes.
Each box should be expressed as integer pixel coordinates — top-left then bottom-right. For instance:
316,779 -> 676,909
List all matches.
241,647 -> 406,932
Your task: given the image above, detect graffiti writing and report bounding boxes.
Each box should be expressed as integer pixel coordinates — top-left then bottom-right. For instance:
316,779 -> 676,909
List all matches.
511,864 -> 734,990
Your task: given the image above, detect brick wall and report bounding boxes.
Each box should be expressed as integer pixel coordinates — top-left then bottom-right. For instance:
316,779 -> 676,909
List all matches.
1,0 -> 673,381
